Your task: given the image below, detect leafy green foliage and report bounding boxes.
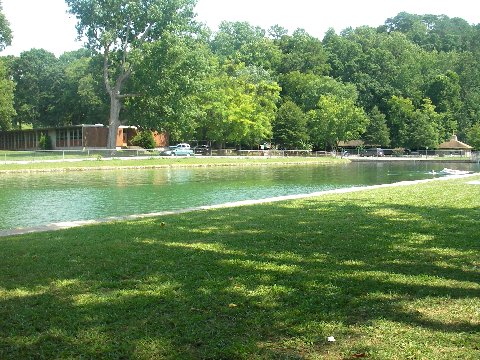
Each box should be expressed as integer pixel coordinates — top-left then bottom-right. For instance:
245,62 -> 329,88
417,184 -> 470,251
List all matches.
381,12 -> 477,52
125,32 -> 212,143
387,96 -> 441,149
275,28 -> 330,75
65,0 -> 197,53
0,1 -> 12,51
211,21 -> 282,71
308,94 -> 369,149
65,0 -> 198,148
58,51 -> 108,125
466,122 -> 480,150
272,101 -> 309,149
363,106 -> 390,147
11,49 -> 107,129
0,58 -> 15,130
130,130 -> 156,149
4,9 -> 480,151
387,96 -> 416,148
408,99 -> 441,149
198,63 -> 281,148
38,133 -> 52,150
12,49 -> 63,128
280,71 -> 358,112
425,70 -> 461,138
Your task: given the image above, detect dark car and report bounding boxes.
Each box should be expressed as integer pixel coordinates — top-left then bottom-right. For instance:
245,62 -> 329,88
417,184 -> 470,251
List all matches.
360,148 -> 384,157
193,145 -> 210,155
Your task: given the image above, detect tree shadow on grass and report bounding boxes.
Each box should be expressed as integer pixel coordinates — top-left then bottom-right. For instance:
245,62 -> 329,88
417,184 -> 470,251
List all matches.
1,183 -> 479,359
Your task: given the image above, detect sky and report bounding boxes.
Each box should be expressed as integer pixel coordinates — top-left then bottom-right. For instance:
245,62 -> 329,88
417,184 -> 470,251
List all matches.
2,0 -> 480,57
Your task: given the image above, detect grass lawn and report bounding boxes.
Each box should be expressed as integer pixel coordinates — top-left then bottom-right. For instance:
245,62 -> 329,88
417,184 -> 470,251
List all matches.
0,175 -> 479,359
0,155 -> 345,172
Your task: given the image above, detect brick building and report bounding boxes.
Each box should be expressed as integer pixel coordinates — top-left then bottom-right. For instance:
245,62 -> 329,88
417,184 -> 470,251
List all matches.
0,125 -> 168,150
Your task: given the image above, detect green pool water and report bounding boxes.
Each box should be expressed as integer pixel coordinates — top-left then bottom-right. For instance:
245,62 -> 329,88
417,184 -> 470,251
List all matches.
1,162 -> 477,230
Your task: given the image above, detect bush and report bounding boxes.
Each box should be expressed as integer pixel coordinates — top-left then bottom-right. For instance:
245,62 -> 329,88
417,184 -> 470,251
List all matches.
38,134 -> 52,150
131,131 -> 156,149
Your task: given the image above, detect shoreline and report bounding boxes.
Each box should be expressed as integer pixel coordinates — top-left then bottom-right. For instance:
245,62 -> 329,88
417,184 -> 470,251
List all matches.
0,157 -> 346,173
350,157 -> 476,163
0,155 -> 478,173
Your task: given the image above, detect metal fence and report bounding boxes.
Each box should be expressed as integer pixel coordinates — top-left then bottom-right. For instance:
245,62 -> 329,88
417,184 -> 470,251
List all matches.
1,148 -> 478,163
234,149 -> 328,157
1,148 -> 324,163
0,149 -> 159,163
346,148 -> 476,159
1,148 -> 338,162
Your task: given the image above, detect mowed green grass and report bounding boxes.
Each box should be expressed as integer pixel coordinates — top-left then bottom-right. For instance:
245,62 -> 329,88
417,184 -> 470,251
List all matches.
0,176 -> 479,359
0,155 -> 345,172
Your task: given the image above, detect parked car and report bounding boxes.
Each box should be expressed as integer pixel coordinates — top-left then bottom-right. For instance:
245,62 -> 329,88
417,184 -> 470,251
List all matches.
162,143 -> 194,156
360,148 -> 384,157
193,144 -> 210,155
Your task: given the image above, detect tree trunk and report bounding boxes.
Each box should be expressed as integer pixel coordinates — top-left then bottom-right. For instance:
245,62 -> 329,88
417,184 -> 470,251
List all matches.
107,94 -> 122,149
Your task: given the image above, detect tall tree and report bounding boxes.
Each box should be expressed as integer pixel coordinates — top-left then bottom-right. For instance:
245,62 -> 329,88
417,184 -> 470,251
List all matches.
198,63 -> 280,148
12,49 -> 63,128
276,28 -> 330,75
125,31 -> 213,142
407,98 -> 440,149
65,0 -> 197,148
363,106 -> 390,147
0,0 -> 12,51
381,12 -> 476,52
58,50 -> 108,125
455,51 -> 480,136
280,71 -> 358,112
0,2 -> 14,129
0,58 -> 15,130
466,122 -> 480,150
324,26 -> 433,113
210,21 -> 282,71
387,95 -> 441,149
425,70 -> 461,139
308,94 -> 369,150
387,95 -> 416,148
272,100 -> 309,149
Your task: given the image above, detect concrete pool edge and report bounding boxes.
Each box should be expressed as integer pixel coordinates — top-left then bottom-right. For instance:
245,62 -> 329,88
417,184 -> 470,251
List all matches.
1,173 -> 478,238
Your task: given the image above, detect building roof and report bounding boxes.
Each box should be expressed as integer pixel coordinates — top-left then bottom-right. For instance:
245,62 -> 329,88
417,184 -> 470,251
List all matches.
438,135 -> 473,149
338,140 -> 364,147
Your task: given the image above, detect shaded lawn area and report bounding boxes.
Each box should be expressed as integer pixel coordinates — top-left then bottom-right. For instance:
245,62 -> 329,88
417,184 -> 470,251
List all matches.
0,176 -> 479,359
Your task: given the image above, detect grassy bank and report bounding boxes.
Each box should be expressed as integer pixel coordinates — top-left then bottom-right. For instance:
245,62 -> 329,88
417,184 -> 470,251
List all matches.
0,155 -> 346,172
1,176 -> 479,359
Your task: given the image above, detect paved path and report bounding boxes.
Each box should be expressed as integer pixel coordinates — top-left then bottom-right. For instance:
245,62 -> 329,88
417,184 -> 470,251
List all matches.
0,173 -> 477,238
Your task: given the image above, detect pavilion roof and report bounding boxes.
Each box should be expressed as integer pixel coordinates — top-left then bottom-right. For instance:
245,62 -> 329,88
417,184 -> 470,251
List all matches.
438,135 -> 473,149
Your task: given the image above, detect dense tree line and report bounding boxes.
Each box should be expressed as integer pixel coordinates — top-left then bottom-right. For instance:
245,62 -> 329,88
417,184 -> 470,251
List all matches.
1,1 -> 480,150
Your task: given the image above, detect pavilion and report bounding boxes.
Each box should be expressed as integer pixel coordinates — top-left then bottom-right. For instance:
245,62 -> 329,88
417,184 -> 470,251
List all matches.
437,135 -> 473,157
